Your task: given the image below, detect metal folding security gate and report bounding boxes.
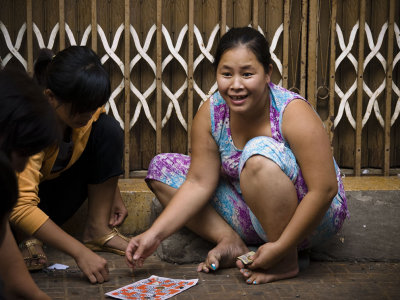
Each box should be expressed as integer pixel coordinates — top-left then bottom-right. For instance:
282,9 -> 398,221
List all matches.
1,0 -> 399,177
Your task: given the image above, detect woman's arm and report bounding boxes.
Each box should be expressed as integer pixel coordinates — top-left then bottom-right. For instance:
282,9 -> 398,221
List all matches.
10,152 -> 110,284
126,100 -> 221,265
278,99 -> 338,254
0,222 -> 51,300
34,218 -> 110,284
9,152 -> 50,235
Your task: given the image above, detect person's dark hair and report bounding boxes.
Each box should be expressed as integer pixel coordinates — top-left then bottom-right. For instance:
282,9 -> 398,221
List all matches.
33,46 -> 111,115
0,68 -> 60,158
0,151 -> 18,217
213,27 -> 272,73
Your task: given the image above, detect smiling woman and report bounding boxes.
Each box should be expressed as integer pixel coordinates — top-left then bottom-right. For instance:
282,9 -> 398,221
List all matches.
216,46 -> 271,117
125,26 -> 348,285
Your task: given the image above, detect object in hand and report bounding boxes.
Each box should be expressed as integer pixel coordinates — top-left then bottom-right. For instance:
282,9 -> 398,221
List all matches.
237,251 -> 255,266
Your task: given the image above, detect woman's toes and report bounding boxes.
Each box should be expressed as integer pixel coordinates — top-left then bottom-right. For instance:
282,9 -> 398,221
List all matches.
240,268 -> 251,278
197,262 -> 210,273
246,274 -> 258,285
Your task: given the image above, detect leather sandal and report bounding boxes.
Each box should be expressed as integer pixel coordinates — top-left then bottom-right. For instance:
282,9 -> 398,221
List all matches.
19,238 -> 47,271
84,227 -> 130,256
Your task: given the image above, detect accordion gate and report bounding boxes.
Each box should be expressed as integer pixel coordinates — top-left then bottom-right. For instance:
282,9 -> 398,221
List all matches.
1,0 -> 399,177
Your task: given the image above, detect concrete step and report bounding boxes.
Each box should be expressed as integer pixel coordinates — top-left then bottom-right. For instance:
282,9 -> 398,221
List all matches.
62,179 -> 154,237
63,176 -> 400,263
311,176 -> 400,262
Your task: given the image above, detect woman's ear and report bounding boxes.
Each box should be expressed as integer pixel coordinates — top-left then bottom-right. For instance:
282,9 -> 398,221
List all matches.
265,64 -> 273,84
44,89 -> 58,108
267,64 -> 273,76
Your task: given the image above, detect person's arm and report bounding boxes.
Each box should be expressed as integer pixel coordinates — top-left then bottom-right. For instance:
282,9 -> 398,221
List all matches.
250,99 -> 338,269
9,152 -> 50,236
252,99 -> 338,269
10,152 -> 109,284
109,186 -> 128,227
126,99 -> 221,266
33,218 -> 109,284
0,222 -> 51,300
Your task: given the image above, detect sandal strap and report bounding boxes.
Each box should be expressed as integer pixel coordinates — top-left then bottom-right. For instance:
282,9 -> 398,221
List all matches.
113,227 -> 130,243
20,238 -> 43,259
23,254 -> 47,261
88,227 -> 130,247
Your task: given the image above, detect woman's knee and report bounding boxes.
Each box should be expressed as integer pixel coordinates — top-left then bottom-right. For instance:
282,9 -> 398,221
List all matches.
148,153 -> 168,170
240,155 -> 282,183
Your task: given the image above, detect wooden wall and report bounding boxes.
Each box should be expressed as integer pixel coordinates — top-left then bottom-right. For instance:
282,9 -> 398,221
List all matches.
1,0 -> 399,177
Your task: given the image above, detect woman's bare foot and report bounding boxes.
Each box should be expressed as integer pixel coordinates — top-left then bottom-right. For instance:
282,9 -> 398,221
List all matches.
197,235 -> 248,273
236,248 -> 299,284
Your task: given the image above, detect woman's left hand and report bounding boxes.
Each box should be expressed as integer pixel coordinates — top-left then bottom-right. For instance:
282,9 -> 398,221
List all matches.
246,241 -> 285,271
109,187 -> 128,227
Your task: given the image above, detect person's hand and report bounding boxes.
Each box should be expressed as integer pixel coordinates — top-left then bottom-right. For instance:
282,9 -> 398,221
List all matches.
246,241 -> 285,271
125,230 -> 161,269
75,247 -> 109,284
109,192 -> 128,227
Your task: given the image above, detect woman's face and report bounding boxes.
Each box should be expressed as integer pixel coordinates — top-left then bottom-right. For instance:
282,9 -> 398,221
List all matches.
54,103 -> 95,129
216,45 -> 271,114
45,90 -> 95,128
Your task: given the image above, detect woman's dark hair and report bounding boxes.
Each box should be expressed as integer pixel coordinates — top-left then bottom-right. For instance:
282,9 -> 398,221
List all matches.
0,68 -> 60,158
0,151 -> 18,217
213,27 -> 272,73
34,46 -> 111,115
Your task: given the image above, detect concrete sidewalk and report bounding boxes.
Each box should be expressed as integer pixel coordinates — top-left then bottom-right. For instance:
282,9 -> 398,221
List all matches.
43,176 -> 400,299
32,246 -> 400,300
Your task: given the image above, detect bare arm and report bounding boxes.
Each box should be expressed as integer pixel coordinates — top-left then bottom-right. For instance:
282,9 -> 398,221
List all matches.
278,99 -> 338,254
150,101 -> 221,239
0,222 -> 51,300
34,218 -> 109,284
126,100 -> 221,264
10,152 -> 109,283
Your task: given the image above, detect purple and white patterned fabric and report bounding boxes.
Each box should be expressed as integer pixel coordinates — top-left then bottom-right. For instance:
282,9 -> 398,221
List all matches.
146,83 -> 348,249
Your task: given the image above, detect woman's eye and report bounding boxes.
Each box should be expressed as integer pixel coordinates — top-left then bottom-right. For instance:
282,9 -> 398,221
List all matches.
222,72 -> 231,77
243,73 -> 253,78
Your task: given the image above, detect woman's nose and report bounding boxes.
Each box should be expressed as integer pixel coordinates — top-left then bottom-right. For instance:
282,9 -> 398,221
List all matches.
230,76 -> 243,89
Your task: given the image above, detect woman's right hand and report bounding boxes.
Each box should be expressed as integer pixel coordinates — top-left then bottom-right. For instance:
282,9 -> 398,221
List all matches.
125,230 -> 161,269
75,247 -> 109,284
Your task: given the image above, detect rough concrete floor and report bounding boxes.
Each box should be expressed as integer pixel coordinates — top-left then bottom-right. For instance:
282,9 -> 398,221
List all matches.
31,246 -> 400,300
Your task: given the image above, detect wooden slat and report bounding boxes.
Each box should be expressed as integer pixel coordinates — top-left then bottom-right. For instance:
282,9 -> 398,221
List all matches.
384,0 -> 395,176
91,0 -> 97,52
252,0 -> 258,29
328,0 -> 337,144
221,0 -> 227,35
355,0 -> 366,176
26,0 -> 33,75
307,0 -> 318,107
282,0 -> 290,89
156,0 -> 162,154
59,0 -> 65,50
187,0 -> 194,153
124,0 -> 130,178
300,0 -> 308,97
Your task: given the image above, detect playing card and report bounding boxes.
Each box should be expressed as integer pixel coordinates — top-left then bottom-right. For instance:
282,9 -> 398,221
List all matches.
105,275 -> 198,300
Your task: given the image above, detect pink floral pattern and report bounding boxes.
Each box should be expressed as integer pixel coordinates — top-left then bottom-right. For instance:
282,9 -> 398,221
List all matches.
146,83 -> 348,248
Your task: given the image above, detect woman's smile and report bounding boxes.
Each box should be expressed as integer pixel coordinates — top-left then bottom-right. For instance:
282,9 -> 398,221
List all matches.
216,45 -> 271,114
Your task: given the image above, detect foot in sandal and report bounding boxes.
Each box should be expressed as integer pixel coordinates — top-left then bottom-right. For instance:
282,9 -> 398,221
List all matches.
83,227 -> 130,256
19,238 -> 47,271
